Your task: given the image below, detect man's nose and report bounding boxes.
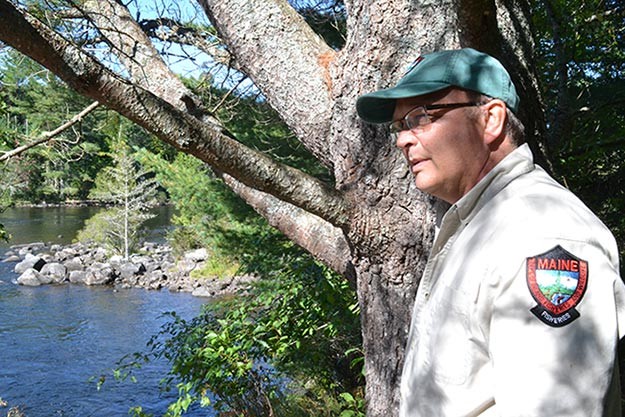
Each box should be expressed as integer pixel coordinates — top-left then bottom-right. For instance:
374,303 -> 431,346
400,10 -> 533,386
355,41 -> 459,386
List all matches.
395,130 -> 418,149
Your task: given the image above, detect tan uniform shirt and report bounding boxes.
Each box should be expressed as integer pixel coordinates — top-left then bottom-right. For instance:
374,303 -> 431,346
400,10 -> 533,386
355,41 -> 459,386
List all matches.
399,144 -> 625,417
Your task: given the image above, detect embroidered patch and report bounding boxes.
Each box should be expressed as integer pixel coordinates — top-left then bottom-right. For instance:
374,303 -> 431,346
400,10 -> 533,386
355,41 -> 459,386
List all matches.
526,245 -> 588,327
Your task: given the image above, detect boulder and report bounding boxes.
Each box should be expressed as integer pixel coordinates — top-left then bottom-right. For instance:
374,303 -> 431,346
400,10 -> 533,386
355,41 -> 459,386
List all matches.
15,254 -> 46,274
85,262 -> 115,285
108,255 -> 124,265
69,270 -> 87,284
184,248 -> 208,262
56,247 -> 78,261
174,258 -> 197,275
92,247 -> 108,262
191,287 -> 213,297
63,258 -> 84,272
2,255 -> 21,263
17,268 -> 44,286
40,262 -> 68,284
118,262 -> 146,280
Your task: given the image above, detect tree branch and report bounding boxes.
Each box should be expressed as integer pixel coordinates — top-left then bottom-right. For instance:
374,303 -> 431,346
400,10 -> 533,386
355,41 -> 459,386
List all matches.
198,0 -> 336,167
221,172 -> 355,284
138,17 -> 239,70
68,0 -> 352,269
76,0 -> 213,119
0,101 -> 100,162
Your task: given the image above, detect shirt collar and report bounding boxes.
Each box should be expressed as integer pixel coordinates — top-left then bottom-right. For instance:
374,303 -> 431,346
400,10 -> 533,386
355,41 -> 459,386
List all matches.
454,143 -> 535,223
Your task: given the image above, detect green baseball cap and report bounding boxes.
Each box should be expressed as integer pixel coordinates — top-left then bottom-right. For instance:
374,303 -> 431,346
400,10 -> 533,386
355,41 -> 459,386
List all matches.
356,48 -> 519,123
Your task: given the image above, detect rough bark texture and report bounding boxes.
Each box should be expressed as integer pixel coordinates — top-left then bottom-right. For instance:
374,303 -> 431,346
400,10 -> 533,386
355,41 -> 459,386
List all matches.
198,0 -> 336,167
0,1 -> 543,415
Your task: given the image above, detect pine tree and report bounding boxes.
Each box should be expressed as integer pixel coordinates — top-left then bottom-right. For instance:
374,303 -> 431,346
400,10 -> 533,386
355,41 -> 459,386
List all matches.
84,136 -> 158,259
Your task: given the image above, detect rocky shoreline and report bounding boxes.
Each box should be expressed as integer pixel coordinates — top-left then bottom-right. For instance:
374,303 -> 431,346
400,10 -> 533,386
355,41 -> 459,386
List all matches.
1,241 -> 257,298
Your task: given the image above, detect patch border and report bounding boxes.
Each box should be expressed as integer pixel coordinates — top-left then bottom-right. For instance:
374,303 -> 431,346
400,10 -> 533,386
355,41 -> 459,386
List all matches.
526,245 -> 588,327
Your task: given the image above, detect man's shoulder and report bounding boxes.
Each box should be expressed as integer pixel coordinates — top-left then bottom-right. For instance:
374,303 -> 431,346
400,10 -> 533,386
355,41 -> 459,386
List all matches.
482,166 -> 617,252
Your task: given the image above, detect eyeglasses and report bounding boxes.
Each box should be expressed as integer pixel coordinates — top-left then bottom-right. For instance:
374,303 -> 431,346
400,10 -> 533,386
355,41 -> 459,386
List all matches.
389,102 -> 483,137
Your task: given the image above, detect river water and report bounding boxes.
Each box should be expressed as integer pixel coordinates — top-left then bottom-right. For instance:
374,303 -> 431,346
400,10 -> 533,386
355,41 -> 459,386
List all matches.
0,206 -> 212,416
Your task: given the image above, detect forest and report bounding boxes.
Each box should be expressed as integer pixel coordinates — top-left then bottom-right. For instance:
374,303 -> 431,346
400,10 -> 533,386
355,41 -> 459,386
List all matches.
0,0 -> 624,416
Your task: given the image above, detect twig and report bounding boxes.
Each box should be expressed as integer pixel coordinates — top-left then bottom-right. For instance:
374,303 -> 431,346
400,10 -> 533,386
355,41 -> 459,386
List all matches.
0,100 -> 100,162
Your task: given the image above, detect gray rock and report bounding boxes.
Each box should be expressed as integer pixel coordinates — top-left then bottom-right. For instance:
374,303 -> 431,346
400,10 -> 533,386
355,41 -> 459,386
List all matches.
64,258 -> 84,272
184,248 -> 208,262
92,247 -> 108,262
56,247 -> 78,261
108,255 -> 124,265
17,268 -> 44,286
174,259 -> 197,275
2,255 -> 21,263
85,262 -> 115,286
118,262 -> 146,279
69,270 -> 87,284
40,262 -> 67,284
191,287 -> 213,297
15,254 -> 46,274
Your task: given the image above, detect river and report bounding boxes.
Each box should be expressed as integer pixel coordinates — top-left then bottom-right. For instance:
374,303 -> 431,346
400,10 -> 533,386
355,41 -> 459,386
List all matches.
0,206 -> 212,416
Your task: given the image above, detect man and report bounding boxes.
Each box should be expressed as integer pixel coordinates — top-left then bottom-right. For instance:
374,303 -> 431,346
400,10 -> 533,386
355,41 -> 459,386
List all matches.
356,48 -> 625,416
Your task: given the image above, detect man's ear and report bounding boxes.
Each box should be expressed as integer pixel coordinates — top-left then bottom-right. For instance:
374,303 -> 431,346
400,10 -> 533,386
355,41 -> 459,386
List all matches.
482,99 -> 507,145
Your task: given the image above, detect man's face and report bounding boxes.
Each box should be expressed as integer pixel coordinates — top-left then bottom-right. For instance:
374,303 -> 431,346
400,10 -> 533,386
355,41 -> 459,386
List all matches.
393,88 -> 490,204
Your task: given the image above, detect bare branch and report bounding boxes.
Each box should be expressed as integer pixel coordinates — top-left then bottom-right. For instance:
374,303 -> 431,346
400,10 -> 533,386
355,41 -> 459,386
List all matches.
139,17 -> 238,70
0,101 -> 100,162
221,173 -> 355,284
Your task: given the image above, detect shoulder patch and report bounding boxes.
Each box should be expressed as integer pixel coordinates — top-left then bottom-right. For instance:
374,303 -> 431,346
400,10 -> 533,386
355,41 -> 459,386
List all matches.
526,245 -> 588,327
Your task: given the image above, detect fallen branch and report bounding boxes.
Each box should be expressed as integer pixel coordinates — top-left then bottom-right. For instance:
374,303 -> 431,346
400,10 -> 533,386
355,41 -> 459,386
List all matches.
0,100 -> 100,162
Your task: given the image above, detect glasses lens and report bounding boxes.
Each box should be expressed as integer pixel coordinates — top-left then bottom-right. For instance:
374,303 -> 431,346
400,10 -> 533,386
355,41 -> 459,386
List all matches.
389,120 -> 404,134
405,107 -> 429,129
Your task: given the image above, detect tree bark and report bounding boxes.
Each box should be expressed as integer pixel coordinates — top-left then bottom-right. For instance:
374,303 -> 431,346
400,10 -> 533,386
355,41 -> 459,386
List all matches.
198,0 -> 336,167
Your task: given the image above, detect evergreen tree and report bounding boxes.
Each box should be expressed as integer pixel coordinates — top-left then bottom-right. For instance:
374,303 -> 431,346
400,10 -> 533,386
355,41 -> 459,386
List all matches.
80,137 -> 158,259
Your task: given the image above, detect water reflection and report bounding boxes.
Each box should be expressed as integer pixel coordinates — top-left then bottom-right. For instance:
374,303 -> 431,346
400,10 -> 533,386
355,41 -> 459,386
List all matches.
0,205 -> 174,247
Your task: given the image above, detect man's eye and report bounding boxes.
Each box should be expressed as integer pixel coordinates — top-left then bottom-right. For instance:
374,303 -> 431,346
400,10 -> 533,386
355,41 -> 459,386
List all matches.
406,114 -> 427,128
389,121 -> 405,133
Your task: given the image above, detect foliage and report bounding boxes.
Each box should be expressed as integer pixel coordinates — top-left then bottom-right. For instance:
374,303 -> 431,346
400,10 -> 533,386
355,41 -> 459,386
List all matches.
0,50 -> 173,206
114,235 -> 363,417
78,138 -> 158,259
130,74 -> 365,413
184,77 -> 332,184
137,150 -> 257,261
0,50 -> 109,203
532,0 -> 625,273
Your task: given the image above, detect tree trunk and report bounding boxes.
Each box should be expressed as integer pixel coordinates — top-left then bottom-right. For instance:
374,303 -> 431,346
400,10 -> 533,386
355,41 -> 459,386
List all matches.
0,1 -> 543,415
